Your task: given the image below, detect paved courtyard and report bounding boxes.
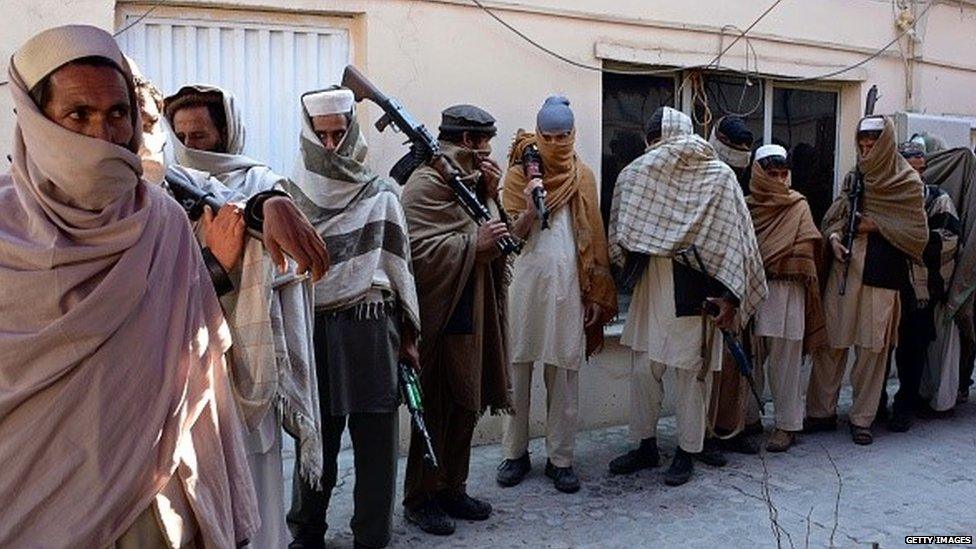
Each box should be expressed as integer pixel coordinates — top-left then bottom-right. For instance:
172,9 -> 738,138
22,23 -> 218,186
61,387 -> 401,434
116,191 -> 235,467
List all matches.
283,383 -> 976,548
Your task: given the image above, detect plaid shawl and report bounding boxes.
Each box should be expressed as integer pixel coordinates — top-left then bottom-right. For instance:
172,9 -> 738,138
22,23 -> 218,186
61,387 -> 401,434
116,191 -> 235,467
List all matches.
609,107 -> 767,322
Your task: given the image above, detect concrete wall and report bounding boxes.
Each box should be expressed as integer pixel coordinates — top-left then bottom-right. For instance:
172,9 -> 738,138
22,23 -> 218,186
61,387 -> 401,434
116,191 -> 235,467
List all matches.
3,0 -> 975,449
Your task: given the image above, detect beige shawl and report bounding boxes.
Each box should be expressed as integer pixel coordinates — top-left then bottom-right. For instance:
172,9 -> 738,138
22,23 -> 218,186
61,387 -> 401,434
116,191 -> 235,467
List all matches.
0,25 -> 257,547
747,162 -> 827,352
822,117 -> 928,262
163,86 -> 323,484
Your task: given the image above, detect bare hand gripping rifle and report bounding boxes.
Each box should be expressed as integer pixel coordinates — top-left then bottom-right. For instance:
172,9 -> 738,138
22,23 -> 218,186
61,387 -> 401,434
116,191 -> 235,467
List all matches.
398,361 -> 439,468
341,65 -> 521,255
839,84 -> 879,296
680,245 -> 765,415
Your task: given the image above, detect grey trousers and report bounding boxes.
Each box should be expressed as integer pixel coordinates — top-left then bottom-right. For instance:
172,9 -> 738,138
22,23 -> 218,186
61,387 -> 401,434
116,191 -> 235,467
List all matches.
287,411 -> 398,548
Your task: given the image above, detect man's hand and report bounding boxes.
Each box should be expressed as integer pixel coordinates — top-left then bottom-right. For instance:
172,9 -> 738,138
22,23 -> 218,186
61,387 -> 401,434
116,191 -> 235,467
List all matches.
857,214 -> 879,234
262,196 -> 330,281
523,177 -> 544,199
829,232 -> 849,263
511,178 -> 545,240
584,302 -> 604,329
475,220 -> 510,263
202,204 -> 245,271
399,323 -> 421,372
705,296 -> 737,331
480,159 -> 503,199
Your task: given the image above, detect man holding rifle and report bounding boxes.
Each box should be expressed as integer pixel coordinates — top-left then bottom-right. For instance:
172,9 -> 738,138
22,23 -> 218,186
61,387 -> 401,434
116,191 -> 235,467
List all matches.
284,87 -> 420,549
805,116 -> 928,445
607,107 -> 766,487
497,96 -> 617,493
400,105 -> 514,536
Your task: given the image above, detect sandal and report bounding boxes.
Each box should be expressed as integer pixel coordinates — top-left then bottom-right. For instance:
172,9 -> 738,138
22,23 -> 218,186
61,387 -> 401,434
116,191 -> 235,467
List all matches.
850,425 -> 873,446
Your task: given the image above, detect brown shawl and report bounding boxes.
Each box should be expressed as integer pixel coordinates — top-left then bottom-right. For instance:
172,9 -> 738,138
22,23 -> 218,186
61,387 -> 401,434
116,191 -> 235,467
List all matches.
401,142 -> 512,414
822,117 -> 928,262
0,26 -> 257,547
503,130 -> 618,356
746,162 -> 827,352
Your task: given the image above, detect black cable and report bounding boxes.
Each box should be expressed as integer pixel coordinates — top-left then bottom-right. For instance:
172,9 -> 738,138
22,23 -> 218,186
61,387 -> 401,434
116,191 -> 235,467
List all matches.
114,1 -> 165,37
0,3 -> 163,88
779,0 -> 935,82
467,0 -> 783,76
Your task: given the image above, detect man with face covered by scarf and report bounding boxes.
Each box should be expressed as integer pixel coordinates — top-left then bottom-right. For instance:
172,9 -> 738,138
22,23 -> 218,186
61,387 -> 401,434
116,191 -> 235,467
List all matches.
746,145 -> 826,452
0,25 -> 259,547
160,83 -> 328,548
164,84 -> 329,281
496,96 -> 617,494
400,105 -> 514,536
705,115 -> 763,457
876,141 -> 959,430
804,116 -> 928,446
282,87 -> 420,549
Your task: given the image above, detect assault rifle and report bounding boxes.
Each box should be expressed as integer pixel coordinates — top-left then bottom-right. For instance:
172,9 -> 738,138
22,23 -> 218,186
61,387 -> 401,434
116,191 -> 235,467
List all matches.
839,84 -> 879,296
679,245 -> 765,415
520,143 -> 550,230
341,65 -> 521,255
398,361 -> 439,468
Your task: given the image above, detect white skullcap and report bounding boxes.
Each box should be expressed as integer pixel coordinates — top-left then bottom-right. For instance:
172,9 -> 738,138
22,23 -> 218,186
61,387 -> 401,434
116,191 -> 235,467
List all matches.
302,88 -> 354,117
858,117 -> 885,132
755,144 -> 787,162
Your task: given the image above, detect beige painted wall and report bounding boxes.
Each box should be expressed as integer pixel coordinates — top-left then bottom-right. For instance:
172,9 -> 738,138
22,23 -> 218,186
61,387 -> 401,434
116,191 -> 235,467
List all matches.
3,0 -> 975,448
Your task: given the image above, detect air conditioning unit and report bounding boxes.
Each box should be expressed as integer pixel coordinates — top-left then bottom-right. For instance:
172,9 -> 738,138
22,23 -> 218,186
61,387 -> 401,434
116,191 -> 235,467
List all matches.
892,112 -> 973,149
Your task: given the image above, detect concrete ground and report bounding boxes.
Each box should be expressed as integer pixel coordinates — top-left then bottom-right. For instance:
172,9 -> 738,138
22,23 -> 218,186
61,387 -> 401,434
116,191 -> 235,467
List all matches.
282,382 -> 976,548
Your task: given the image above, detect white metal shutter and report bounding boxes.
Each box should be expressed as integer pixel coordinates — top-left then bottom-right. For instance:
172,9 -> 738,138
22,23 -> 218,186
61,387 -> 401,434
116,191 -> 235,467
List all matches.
118,15 -> 350,175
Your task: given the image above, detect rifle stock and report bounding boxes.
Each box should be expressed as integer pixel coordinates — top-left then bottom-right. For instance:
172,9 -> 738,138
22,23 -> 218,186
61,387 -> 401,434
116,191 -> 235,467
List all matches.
340,64 -> 520,255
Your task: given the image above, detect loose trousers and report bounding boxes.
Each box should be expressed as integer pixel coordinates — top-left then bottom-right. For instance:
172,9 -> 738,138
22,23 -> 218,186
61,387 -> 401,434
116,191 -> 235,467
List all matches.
746,337 -> 806,431
628,353 -> 714,454
806,346 -> 888,428
288,412 -> 398,548
501,362 -> 580,467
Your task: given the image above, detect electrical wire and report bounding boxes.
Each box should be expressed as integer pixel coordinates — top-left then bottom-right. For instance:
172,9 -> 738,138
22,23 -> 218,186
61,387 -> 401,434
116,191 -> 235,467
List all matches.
779,0 -> 935,82
0,2 -> 163,88
467,0 -> 784,76
114,1 -> 164,37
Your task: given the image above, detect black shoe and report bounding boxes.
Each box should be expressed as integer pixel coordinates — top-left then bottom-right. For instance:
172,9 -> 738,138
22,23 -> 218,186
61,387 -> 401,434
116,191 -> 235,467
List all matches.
436,492 -> 492,521
803,415 -> 838,433
608,437 -> 660,475
718,433 -> 760,455
664,448 -> 695,486
886,411 -> 912,432
404,500 -> 455,536
288,536 -> 326,549
545,460 -> 581,493
694,438 -> 728,467
496,453 -> 531,487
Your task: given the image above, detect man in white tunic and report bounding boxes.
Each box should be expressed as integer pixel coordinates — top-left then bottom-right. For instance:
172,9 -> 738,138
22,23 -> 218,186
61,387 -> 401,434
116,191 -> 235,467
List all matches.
607,107 -> 766,486
497,97 -> 617,493
745,145 -> 826,452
